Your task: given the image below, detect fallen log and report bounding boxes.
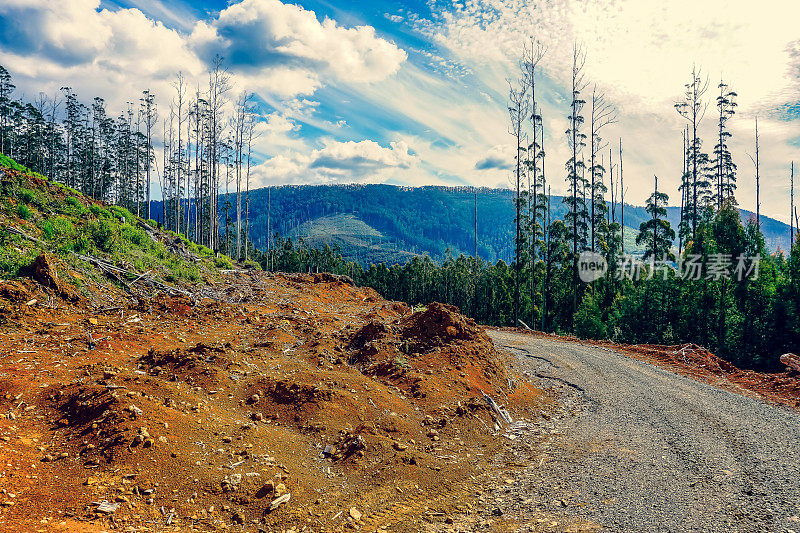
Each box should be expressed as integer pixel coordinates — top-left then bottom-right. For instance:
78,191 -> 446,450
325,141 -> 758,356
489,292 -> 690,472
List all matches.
5,226 -> 192,297
481,391 -> 513,425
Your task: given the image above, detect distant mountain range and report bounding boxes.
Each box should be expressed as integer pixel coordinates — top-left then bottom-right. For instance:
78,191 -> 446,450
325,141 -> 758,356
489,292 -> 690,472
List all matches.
224,185 -> 791,266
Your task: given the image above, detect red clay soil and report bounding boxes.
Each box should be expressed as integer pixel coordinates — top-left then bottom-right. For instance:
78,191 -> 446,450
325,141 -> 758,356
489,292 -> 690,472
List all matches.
0,265 -> 548,533
503,329 -> 800,410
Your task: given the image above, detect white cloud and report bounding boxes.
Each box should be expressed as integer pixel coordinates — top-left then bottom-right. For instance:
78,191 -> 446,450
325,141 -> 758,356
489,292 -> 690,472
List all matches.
250,139 -> 419,185
0,0 -> 202,108
403,0 -> 800,220
475,144 -> 514,170
190,0 -> 407,84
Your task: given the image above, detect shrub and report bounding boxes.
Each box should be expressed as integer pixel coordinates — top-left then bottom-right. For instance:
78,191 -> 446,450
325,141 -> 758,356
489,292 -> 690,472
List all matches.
72,232 -> 90,253
16,204 -> 31,220
89,205 -> 111,218
89,219 -> 118,253
214,255 -> 234,269
40,217 -> 75,240
108,205 -> 134,222
119,225 -> 148,247
574,294 -> 607,340
18,188 -> 36,204
61,196 -> 86,216
243,259 -> 261,270
0,246 -> 38,278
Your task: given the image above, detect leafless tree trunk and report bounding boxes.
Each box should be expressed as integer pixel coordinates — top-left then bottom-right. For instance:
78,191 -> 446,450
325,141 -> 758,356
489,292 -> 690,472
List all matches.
508,75 -> 529,326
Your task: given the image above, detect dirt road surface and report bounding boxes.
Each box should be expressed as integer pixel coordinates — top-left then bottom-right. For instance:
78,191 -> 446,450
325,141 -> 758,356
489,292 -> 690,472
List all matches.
488,331 -> 800,533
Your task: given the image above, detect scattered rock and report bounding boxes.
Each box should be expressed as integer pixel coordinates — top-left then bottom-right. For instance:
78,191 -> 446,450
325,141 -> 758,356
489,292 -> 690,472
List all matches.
255,480 -> 274,498
268,493 -> 291,512
96,501 -> 119,514
349,507 -> 362,521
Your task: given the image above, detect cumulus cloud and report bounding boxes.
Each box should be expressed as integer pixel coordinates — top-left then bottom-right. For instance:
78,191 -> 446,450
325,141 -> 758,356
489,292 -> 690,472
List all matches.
475,145 -> 513,170
0,0 -> 407,106
251,139 -> 418,185
0,0 -> 202,107
190,0 -> 407,83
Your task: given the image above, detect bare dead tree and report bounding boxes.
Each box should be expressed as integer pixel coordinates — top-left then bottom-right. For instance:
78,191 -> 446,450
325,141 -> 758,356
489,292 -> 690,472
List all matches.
619,137 -> 624,254
522,37 -> 546,328
172,72 -> 186,235
675,66 -> 709,242
589,86 -> 617,251
747,116 -> 760,229
508,75 -> 529,326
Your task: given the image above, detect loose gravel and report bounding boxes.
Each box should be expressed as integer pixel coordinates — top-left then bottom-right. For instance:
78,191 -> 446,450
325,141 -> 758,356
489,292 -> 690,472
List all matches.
484,331 -> 800,533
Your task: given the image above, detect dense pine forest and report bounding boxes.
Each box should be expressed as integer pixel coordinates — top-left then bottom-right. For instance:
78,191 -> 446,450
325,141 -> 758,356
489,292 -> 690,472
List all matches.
1,55 -> 799,373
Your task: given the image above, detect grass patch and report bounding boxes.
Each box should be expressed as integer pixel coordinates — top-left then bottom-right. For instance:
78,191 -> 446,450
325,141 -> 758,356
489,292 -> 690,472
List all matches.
0,238 -> 39,278
1,154 -> 225,285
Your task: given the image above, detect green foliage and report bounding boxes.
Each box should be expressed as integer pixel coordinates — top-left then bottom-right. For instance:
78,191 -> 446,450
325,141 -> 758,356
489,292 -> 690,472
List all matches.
119,224 -> 148,248
40,217 -> 75,241
89,219 -> 118,253
16,203 -> 30,220
214,255 -> 234,269
573,293 -> 607,339
0,239 -> 38,278
89,205 -> 112,219
18,188 -> 37,205
242,259 -> 261,270
108,205 -> 134,222
0,153 -> 34,175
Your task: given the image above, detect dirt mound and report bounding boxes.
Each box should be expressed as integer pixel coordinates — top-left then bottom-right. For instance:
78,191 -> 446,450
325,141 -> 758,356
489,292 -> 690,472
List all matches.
629,343 -> 738,375
780,353 -> 800,374
344,301 -> 519,412
0,271 -> 547,532
139,342 -> 231,389
349,320 -> 390,349
0,279 -> 32,303
402,302 -> 481,345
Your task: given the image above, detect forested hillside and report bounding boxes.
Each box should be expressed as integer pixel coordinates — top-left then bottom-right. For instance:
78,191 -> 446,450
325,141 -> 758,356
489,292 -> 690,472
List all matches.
221,184 -> 790,265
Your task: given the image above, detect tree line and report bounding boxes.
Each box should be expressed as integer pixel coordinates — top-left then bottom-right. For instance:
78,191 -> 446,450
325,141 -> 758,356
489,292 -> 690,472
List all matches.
253,46 -> 798,371
0,60 -> 256,260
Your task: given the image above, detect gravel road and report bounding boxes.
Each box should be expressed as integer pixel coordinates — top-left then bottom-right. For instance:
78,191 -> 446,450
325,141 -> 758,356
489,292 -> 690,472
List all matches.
488,331 -> 800,533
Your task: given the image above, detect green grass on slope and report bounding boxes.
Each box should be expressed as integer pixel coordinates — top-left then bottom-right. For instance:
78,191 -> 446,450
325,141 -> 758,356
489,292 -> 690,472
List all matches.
0,154 -> 235,290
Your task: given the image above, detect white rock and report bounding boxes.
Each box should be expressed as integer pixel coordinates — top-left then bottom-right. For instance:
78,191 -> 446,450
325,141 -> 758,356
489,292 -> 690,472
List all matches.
269,493 -> 291,511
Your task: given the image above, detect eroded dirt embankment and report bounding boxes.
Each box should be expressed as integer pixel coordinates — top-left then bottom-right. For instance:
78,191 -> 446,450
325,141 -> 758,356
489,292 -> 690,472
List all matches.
0,267 -> 548,532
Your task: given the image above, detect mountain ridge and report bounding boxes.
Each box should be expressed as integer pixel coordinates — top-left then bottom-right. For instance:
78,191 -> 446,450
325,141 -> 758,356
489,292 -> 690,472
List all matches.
215,184 -> 790,265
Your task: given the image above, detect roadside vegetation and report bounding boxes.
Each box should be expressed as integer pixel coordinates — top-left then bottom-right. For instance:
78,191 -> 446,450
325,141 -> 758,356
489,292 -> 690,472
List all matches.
0,157 -> 237,293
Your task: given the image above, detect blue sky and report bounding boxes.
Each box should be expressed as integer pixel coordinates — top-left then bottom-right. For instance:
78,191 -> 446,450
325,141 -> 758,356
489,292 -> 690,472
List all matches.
1,0 -> 800,221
